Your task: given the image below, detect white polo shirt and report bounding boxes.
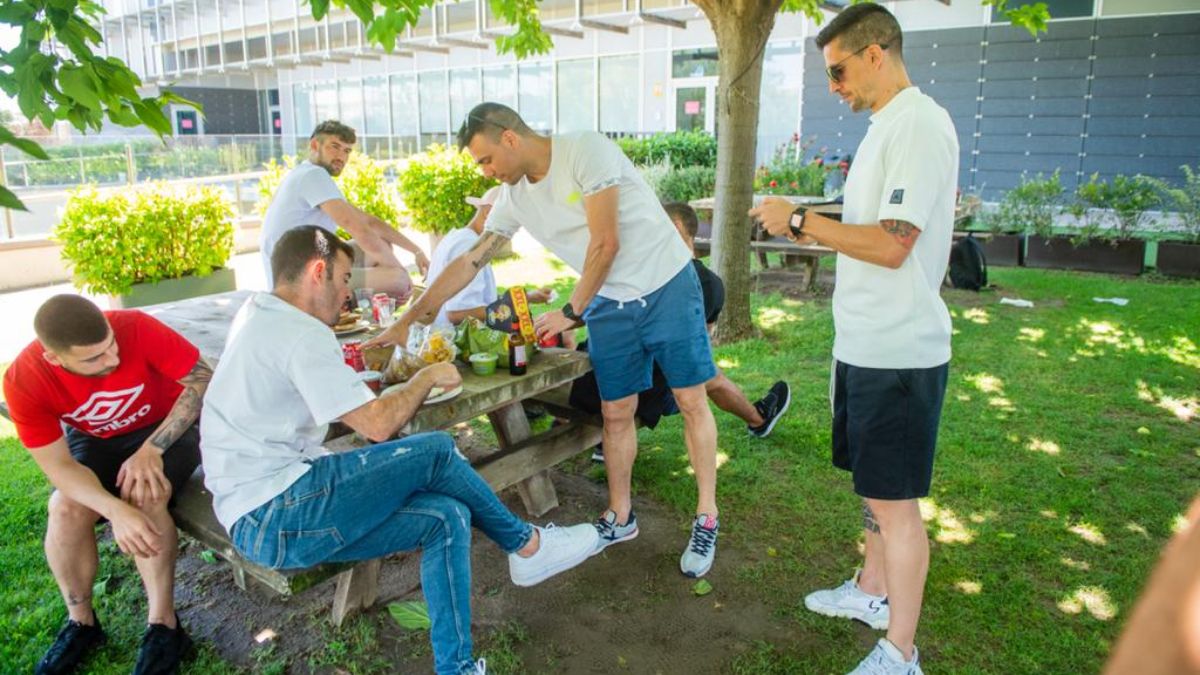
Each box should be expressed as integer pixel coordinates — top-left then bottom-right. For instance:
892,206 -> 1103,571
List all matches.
833,87 -> 959,369
260,161 -> 345,290
426,227 -> 497,327
199,293 -> 375,531
484,131 -> 691,302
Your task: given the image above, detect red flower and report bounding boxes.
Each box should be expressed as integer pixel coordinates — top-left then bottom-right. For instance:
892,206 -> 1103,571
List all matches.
814,158 -> 824,166
769,180 -> 778,188
790,181 -> 798,188
838,161 -> 849,169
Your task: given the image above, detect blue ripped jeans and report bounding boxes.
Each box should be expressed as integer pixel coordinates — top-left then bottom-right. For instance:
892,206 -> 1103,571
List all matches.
230,431 -> 533,675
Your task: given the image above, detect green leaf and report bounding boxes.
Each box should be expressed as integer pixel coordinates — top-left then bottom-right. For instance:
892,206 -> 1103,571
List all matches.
692,579 -> 713,596
59,66 -> 103,112
388,601 -> 431,630
309,0 -> 330,21
199,550 -> 218,564
92,575 -> 110,598
0,186 -> 28,211
0,127 -> 50,159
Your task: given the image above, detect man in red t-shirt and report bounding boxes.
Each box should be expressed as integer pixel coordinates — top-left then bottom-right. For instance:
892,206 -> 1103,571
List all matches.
3,295 -> 210,675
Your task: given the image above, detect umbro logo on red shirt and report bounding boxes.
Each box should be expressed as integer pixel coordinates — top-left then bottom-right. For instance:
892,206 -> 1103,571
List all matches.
65,384 -> 153,433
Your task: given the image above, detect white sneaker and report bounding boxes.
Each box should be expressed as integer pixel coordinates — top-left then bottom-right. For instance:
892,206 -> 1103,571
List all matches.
508,524 -> 599,587
804,571 -> 889,629
469,657 -> 486,674
848,639 -> 922,675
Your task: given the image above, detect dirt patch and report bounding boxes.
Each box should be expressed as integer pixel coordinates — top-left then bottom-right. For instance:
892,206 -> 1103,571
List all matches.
173,440 -> 802,673
753,269 -> 834,301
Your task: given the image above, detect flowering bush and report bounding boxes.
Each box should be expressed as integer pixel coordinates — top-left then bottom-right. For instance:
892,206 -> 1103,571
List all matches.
754,134 -> 849,197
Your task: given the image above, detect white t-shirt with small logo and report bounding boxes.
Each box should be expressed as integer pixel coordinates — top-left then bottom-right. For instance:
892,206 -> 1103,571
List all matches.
833,87 -> 958,369
260,161 -> 345,289
484,132 -> 691,302
200,293 -> 376,531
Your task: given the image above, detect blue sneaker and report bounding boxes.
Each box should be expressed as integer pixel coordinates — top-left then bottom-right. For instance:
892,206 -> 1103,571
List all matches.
591,509 -> 638,555
680,514 -> 719,578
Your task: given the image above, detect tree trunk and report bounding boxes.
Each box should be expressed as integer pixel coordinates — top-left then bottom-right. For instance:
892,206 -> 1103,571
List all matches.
698,0 -> 782,343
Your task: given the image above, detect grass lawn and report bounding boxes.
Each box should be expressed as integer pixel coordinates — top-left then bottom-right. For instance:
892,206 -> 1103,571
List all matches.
0,261 -> 1196,673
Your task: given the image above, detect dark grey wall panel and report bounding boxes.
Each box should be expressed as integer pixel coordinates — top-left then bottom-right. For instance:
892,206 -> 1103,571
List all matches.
172,87 -> 264,134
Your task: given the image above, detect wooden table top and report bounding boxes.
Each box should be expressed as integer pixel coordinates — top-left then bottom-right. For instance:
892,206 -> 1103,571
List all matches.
143,290 -> 592,434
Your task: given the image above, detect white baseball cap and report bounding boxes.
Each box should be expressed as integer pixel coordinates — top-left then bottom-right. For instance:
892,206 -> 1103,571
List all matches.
465,185 -> 501,207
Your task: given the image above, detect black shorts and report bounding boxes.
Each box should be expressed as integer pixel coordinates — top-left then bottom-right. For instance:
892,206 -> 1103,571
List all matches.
832,360 -> 948,500
65,423 -> 202,506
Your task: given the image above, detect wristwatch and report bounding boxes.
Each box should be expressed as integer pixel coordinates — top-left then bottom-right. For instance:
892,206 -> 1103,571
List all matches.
561,302 -> 581,323
788,206 -> 808,238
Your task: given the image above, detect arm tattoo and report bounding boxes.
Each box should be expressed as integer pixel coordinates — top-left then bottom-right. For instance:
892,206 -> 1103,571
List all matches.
147,359 -> 209,451
863,502 -> 882,534
880,219 -> 919,246
468,232 -> 507,270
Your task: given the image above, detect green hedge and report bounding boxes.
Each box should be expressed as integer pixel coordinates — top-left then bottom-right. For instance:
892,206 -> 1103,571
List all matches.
396,144 -> 496,236
616,131 -> 717,170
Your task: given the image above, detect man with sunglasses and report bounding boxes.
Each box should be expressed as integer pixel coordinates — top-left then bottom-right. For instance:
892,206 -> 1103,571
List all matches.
751,4 -> 957,674
370,102 -> 724,580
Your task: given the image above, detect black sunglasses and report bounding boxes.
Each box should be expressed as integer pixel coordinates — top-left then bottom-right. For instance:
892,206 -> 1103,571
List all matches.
825,42 -> 890,84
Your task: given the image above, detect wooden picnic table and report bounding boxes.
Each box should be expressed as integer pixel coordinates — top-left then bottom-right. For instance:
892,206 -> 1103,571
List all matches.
141,290 -> 598,624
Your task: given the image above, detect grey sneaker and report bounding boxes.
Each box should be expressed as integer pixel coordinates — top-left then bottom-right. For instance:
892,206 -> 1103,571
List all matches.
804,571 -> 889,629
591,509 -> 638,555
679,514 -> 718,578
508,523 -> 598,587
748,381 -> 791,438
848,639 -> 923,675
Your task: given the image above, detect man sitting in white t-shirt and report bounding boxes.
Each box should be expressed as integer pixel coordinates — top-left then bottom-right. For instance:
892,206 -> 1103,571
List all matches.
425,186 -> 553,328
259,119 -> 429,298
201,225 -> 598,675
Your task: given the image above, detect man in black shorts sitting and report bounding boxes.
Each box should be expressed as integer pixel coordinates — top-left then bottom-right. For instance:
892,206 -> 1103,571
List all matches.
4,295 -> 210,674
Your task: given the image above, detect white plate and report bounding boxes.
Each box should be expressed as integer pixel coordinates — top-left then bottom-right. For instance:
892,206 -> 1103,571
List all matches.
424,384 -> 464,405
334,320 -> 370,337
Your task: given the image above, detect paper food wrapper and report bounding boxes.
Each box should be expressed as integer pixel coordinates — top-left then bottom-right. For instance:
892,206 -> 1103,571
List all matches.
485,287 -> 536,344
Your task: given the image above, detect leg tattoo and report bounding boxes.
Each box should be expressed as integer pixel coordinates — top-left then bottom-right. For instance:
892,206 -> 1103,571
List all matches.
862,502 -> 882,534
67,592 -> 91,606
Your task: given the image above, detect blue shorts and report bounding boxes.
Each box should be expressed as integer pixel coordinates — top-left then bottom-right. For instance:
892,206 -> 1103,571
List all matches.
584,264 -> 716,402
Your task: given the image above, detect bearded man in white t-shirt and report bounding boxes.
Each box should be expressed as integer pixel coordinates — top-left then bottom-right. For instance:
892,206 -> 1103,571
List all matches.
369,103 -> 724,579
752,5 -> 957,674
259,120 -> 430,296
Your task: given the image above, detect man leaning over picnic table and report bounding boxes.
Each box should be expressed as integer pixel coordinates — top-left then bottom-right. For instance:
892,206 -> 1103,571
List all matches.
750,4 -> 957,674
4,294 -> 210,675
200,225 -> 598,675
366,102 -> 725,579
259,119 -> 430,299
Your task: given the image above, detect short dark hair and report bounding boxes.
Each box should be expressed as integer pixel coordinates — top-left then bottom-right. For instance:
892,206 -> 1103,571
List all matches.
663,202 -> 699,240
457,102 -> 532,151
34,295 -> 110,353
311,120 -> 357,145
271,226 -> 355,286
815,3 -> 903,59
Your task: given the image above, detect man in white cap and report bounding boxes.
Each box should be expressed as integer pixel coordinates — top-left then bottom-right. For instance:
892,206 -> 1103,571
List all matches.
424,186 -> 552,328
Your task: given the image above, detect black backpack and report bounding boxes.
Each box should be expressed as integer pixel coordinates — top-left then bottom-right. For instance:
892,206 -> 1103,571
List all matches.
949,235 -> 988,291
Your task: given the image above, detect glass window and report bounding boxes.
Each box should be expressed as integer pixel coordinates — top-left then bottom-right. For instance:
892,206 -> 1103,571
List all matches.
313,83 -> 337,126
557,59 -> 595,133
449,68 -> 482,132
363,76 -> 389,137
482,64 -> 517,109
419,71 -> 450,147
758,41 -> 802,147
518,62 -> 552,132
292,83 -> 313,137
599,55 -> 639,134
390,73 -> 419,136
338,79 -> 364,132
672,48 -> 719,78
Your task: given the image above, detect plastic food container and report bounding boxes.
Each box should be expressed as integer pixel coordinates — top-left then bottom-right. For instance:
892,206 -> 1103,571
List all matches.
469,352 -> 498,376
360,370 -> 383,393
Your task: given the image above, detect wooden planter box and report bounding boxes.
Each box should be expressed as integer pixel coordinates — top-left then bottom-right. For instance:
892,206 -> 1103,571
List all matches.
109,267 -> 238,309
1156,241 -> 1200,279
981,233 -> 1023,267
1025,236 -> 1145,276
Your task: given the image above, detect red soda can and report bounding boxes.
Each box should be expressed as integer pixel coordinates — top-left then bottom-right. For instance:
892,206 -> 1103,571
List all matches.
342,340 -> 365,372
538,332 -> 562,349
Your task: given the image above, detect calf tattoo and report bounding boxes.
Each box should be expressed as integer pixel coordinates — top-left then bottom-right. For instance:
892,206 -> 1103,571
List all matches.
863,502 -> 882,534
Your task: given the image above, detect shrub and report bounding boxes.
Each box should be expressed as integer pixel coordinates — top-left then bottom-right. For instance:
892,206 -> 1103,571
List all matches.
55,182 -> 235,296
656,165 -> 716,204
989,170 -> 1065,237
1069,173 -> 1159,243
754,135 -> 832,197
395,144 -> 496,236
1147,165 -> 1200,244
616,131 -> 717,169
255,152 -> 401,230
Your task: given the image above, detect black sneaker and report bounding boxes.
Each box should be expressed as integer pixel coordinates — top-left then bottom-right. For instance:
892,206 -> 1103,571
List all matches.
747,381 -> 791,438
132,615 -> 192,675
35,616 -> 106,675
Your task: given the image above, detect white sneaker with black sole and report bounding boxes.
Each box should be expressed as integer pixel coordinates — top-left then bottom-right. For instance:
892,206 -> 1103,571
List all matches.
508,524 -> 599,587
748,381 -> 791,438
804,571 -> 890,629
